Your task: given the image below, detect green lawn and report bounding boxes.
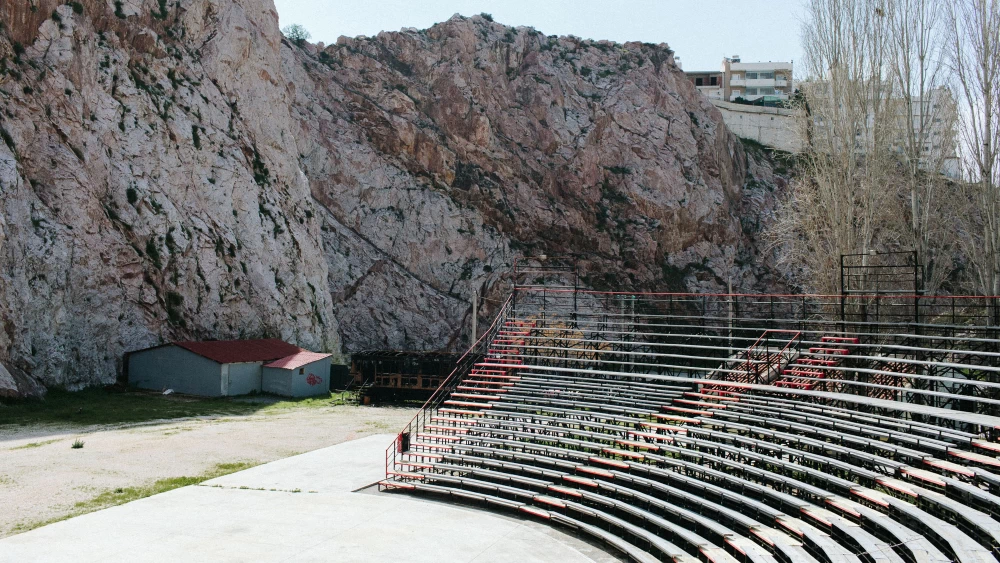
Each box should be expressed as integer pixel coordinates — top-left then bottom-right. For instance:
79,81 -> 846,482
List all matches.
0,388 -> 358,428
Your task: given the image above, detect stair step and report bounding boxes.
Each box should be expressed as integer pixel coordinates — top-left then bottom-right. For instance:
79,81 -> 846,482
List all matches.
442,400 -> 493,409
396,461 -> 436,469
424,424 -> 469,433
437,408 -> 486,416
797,358 -> 839,366
783,369 -> 824,377
674,399 -> 726,410
589,456 -> 631,469
416,433 -> 461,442
380,480 -> 415,490
466,373 -> 520,380
822,336 -> 859,344
809,347 -> 850,355
430,416 -> 478,425
664,406 -> 713,417
456,384 -> 511,391
451,392 -> 502,400
775,381 -> 814,389
653,413 -> 702,424
409,442 -> 453,451
577,466 -> 616,478
386,471 -> 427,479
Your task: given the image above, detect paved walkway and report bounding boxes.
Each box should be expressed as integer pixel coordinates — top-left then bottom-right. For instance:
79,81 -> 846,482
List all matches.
0,434 -> 618,562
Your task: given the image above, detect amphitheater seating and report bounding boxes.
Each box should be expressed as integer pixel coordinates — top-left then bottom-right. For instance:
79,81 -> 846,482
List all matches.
384,294 -> 1000,563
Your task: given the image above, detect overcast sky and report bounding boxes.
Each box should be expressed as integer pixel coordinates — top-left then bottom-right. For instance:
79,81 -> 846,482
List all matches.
272,0 -> 806,74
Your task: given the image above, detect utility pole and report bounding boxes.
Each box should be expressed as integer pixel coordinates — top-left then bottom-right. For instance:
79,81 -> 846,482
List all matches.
471,289 -> 478,344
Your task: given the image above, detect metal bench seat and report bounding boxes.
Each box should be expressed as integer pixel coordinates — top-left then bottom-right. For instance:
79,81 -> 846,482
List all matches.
477,407 -> 645,433
447,420 -> 910,563
489,401 -> 653,427
634,446 -> 926,563
458,384 -> 996,560
438,445 -> 766,562
723,399 -> 963,453
440,436 -> 794,561
610,472 -> 821,563
518,370 -> 694,392
593,482 -> 780,563
499,388 -> 667,411
704,412 -> 915,466
492,393 -> 657,416
737,394 -> 981,443
518,372 -> 692,396
867,487 -> 997,563
404,481 -> 667,563
510,381 -> 681,407
664,430 -> 953,562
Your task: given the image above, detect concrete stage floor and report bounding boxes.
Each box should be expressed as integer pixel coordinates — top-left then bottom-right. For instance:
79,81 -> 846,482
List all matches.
0,434 -> 619,562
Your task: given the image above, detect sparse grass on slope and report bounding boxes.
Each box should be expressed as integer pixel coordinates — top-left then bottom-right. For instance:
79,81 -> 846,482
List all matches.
0,388 -> 359,428
9,462 -> 258,535
0,388 -> 260,427
10,439 -> 60,450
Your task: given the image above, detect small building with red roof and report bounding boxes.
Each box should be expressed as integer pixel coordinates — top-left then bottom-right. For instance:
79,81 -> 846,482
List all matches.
262,352 -> 333,397
127,339 -> 333,397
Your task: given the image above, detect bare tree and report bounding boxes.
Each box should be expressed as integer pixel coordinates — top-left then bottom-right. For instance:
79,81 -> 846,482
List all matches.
886,0 -> 961,291
771,0 -> 968,294
946,0 -> 1000,294
771,0 -> 902,294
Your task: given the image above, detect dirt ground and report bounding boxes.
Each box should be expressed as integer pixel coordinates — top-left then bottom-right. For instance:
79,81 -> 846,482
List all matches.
0,404 -> 417,537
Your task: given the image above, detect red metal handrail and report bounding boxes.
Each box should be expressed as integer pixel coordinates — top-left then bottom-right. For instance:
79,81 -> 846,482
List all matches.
512,287 -> 1000,300
736,329 -> 801,384
384,293 -> 514,479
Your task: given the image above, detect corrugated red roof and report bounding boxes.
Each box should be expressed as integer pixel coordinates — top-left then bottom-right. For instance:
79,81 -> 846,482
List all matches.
263,351 -> 332,370
174,339 -> 303,364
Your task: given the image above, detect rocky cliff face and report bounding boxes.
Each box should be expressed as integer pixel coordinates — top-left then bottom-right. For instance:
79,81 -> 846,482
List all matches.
0,1 -> 783,394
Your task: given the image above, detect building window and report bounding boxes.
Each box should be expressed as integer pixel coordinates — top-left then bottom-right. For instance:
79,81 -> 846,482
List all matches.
710,76 -> 718,85
746,88 -> 758,95
759,87 -> 775,95
759,72 -> 775,79
299,368 -> 304,374
746,72 -> 758,79
695,77 -> 704,86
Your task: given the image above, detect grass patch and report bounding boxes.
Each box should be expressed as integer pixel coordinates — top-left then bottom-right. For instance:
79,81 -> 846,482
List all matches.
0,388 -> 261,427
10,439 -> 60,450
255,391 -> 357,413
71,439 -> 84,449
9,462 -> 257,534
0,389 -> 358,428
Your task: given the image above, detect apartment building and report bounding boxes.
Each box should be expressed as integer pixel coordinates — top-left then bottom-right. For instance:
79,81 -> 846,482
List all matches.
686,56 -> 794,102
803,81 -> 960,178
723,56 -> 793,102
685,70 -> 725,100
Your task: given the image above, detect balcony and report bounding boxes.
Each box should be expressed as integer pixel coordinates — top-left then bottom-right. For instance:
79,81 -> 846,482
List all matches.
775,79 -> 788,87
730,77 -> 746,86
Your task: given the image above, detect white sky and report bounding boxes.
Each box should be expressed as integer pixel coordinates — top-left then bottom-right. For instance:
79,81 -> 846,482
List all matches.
272,0 -> 806,74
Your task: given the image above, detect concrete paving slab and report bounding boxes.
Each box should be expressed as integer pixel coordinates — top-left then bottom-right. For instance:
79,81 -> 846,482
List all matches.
0,434 -> 620,563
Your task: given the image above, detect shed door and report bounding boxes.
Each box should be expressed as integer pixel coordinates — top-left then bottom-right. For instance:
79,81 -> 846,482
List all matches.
220,364 -> 230,395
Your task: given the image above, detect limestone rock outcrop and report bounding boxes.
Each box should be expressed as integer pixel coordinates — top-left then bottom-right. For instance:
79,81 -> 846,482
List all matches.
0,2 -> 783,393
